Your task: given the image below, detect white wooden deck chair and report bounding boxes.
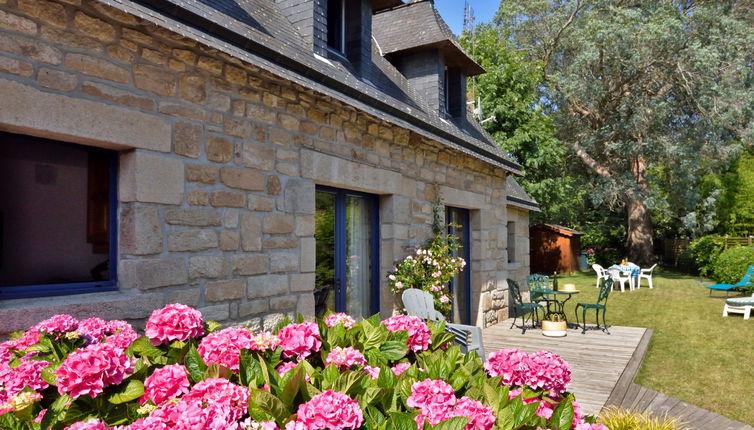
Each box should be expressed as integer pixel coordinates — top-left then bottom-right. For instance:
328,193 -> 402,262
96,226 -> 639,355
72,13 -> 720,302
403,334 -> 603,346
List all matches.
723,293 -> 754,320
402,289 -> 485,359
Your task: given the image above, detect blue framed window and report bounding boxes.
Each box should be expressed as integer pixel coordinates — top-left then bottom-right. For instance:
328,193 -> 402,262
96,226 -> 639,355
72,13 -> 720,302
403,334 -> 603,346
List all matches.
0,132 -> 118,299
314,186 -> 379,319
447,206 -> 471,324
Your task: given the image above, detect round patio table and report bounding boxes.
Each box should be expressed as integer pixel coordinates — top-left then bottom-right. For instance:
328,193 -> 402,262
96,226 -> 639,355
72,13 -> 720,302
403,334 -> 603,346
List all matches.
542,290 -> 580,323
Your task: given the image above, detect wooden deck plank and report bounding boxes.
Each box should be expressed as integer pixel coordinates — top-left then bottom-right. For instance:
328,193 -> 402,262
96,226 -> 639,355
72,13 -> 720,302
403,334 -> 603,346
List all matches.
483,320 -> 753,429
484,321 -> 646,415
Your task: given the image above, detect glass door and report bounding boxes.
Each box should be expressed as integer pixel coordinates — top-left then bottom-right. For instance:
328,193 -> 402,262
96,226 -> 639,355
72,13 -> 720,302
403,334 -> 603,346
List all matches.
447,207 -> 471,324
315,187 -> 379,319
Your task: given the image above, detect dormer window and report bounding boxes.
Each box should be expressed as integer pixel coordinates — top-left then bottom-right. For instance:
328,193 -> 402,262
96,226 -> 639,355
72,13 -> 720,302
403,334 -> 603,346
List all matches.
327,0 -> 346,53
444,67 -> 463,118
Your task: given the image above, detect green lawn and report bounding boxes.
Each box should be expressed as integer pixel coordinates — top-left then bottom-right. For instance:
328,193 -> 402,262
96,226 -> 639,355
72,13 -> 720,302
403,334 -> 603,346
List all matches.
553,270 -> 754,425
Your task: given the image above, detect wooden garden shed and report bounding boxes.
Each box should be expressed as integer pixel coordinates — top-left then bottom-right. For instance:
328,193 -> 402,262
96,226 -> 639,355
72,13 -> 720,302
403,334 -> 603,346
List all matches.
530,224 -> 585,274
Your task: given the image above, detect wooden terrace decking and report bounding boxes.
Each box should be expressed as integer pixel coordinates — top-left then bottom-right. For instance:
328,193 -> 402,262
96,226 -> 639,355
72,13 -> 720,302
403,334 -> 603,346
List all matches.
483,321 -> 648,415
483,320 -> 754,429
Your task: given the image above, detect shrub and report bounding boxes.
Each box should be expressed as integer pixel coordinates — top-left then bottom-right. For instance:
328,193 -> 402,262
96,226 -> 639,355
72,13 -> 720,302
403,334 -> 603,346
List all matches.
388,234 -> 465,318
0,305 -> 605,430
712,246 -> 754,286
688,235 -> 725,277
598,406 -> 689,430
594,248 -> 623,267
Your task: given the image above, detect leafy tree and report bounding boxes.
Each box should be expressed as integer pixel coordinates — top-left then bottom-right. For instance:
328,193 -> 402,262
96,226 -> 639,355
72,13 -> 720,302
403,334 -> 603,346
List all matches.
717,149 -> 754,234
494,0 -> 754,264
460,25 -> 590,227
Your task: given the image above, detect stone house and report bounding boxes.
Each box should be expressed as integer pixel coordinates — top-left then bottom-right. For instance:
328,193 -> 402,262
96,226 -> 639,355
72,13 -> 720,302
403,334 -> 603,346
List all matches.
0,0 -> 538,335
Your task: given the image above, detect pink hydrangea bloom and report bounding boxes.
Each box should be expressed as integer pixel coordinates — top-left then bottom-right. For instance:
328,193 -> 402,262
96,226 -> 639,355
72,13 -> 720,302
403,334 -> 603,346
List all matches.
575,424 -> 609,430
392,362 -> 411,376
56,343 -> 134,399
239,418 -> 280,430
525,350 -> 571,394
382,315 -> 431,352
198,327 -> 253,371
144,397 -> 238,430
535,400 -> 555,420
293,390 -> 364,430
64,419 -> 110,430
364,365 -> 380,380
325,346 -> 366,370
250,331 -> 281,352
407,378 -> 456,409
0,359 -> 50,398
483,349 -> 530,387
140,364 -> 190,405
1,329 -> 43,365
452,397 -> 496,430
277,322 -> 322,360
324,313 -> 356,330
35,314 -> 79,334
104,320 -> 138,349
77,318 -> 110,341
182,377 -> 250,421
144,304 -> 204,346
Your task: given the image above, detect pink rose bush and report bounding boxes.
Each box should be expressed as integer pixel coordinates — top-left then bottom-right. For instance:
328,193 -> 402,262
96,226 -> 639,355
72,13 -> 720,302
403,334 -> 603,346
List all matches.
0,305 -> 602,430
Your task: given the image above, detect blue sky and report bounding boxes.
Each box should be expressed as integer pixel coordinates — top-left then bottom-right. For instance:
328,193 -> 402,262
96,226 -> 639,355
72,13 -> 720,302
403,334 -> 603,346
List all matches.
433,0 -> 497,35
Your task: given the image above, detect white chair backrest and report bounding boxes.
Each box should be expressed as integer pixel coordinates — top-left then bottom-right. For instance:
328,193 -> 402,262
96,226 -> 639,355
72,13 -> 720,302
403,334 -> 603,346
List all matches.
402,289 -> 445,321
592,264 -> 607,277
607,268 -> 623,278
644,263 -> 658,273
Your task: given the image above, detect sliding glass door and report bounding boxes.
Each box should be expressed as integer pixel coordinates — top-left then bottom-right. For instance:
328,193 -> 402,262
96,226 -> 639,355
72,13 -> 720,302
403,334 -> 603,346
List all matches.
315,187 -> 379,319
447,207 -> 471,324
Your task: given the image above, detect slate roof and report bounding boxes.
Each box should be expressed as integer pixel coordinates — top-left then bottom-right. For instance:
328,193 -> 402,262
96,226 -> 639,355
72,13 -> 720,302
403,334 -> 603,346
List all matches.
373,0 -> 484,76
506,176 -> 540,212
98,0 -> 521,174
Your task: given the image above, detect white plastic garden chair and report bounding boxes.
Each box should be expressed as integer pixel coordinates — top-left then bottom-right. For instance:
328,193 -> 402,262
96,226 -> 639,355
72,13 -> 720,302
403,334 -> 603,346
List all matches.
401,289 -> 485,359
638,263 -> 657,289
607,268 -> 633,292
592,264 -> 609,288
723,293 -> 754,320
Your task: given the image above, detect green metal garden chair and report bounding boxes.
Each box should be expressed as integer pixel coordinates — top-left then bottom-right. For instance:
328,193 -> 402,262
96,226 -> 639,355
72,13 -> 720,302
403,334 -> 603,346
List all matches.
508,279 -> 544,334
527,273 -> 554,314
575,277 -> 614,334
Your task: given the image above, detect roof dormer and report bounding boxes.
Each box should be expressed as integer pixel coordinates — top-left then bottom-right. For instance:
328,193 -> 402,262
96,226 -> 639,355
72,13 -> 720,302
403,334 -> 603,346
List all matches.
372,0 -> 483,121
276,0 -> 402,76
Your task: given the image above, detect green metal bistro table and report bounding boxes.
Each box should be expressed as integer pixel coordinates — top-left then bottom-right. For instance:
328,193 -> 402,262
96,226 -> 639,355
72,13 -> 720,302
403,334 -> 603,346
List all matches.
539,290 -> 580,323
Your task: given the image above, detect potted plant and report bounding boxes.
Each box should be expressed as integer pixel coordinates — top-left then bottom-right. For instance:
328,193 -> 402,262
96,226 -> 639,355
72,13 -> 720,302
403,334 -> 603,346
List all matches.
541,313 -> 568,337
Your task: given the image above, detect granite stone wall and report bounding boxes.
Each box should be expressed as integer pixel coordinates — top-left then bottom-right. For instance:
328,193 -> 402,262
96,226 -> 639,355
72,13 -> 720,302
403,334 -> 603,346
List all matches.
0,0 -> 517,334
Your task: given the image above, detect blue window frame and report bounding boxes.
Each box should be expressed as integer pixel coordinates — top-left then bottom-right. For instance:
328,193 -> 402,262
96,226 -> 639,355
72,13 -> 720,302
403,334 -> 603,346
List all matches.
447,206 -> 471,324
0,132 -> 118,299
315,186 -> 380,319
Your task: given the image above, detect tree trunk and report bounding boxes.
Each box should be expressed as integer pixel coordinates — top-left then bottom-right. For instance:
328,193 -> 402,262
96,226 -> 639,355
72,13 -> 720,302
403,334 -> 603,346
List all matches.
627,155 -> 655,265
626,197 -> 654,265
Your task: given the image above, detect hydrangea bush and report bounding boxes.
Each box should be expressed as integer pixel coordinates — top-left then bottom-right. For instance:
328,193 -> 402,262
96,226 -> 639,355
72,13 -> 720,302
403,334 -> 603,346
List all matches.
388,234 -> 466,318
1,305 -> 607,430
